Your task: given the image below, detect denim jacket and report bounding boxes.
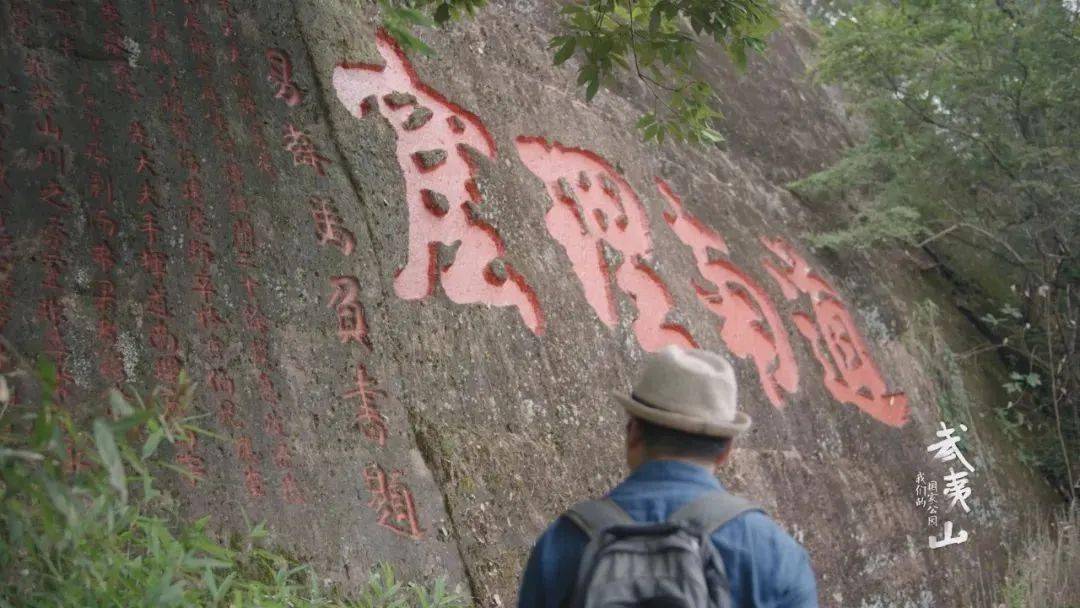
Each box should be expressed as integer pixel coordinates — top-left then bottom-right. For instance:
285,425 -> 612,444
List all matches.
517,459 -> 819,608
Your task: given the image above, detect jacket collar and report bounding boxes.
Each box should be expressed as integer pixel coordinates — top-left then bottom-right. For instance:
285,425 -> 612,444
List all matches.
621,458 -> 724,490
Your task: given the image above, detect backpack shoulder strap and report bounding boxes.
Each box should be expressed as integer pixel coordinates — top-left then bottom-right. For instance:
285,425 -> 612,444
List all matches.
563,497 -> 634,539
668,491 -> 763,536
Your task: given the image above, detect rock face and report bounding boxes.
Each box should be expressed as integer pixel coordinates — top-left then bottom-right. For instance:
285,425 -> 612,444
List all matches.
0,1 -> 1057,606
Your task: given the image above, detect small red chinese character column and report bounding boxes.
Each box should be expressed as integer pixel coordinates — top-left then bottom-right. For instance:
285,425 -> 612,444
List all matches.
0,89 -> 14,377
0,215 -> 13,375
515,137 -> 696,352
761,238 -> 909,427
656,179 -> 799,408
332,30 -> 544,335
24,42 -> 74,403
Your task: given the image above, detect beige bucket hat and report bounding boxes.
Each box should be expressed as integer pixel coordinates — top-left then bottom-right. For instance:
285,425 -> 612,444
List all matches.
614,345 -> 751,438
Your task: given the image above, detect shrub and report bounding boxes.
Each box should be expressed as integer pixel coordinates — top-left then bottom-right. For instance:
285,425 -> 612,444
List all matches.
0,372 -> 469,607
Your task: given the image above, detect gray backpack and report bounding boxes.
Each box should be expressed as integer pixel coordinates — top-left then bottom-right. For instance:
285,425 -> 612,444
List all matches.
563,492 -> 761,608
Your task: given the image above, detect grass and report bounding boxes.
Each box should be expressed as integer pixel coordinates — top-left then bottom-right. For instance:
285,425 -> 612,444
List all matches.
0,371 -> 471,608
998,504 -> 1080,608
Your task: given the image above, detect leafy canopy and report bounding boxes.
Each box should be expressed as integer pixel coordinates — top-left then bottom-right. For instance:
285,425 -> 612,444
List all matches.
795,0 -> 1080,499
378,0 -> 779,145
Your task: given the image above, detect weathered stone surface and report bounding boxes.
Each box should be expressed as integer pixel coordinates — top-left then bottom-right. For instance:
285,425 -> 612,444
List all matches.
413,148 -> 447,171
0,1 -> 1057,607
403,106 -> 433,131
384,91 -> 417,108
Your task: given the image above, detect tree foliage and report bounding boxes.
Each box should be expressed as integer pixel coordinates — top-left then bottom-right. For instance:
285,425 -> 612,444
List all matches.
378,0 -> 779,145
795,0 -> 1080,499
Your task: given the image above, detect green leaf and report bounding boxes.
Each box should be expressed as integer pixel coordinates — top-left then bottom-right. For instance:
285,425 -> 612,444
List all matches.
93,418 -> 128,504
142,426 -> 165,460
585,76 -> 600,101
553,37 -> 576,65
649,5 -> 663,35
110,388 -> 135,417
728,40 -> 748,71
434,3 -> 451,24
36,356 -> 57,400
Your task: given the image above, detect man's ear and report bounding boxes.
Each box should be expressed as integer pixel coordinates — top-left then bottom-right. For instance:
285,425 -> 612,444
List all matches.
626,416 -> 644,449
714,439 -> 734,468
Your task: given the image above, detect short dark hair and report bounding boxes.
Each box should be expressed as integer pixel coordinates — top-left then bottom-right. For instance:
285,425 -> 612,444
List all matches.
636,417 -> 732,460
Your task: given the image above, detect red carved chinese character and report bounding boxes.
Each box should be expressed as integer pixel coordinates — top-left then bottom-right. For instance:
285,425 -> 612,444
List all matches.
37,297 -> 65,325
148,322 -> 178,353
64,441 -> 91,475
309,195 -> 355,256
93,209 -> 118,237
30,83 -> 55,113
146,286 -> 171,319
282,123 -> 330,176
91,243 -> 116,272
150,46 -> 174,66
209,368 -> 235,397
242,304 -> 269,334
232,219 -> 256,258
93,281 -> 116,314
345,363 -> 387,446
244,465 -> 265,497
280,471 -> 305,505
333,32 -> 544,334
327,276 -> 370,347
153,355 -> 181,386
656,179 -> 799,408
100,1 -> 121,24
140,212 -> 161,246
235,437 -> 255,462
97,349 -> 125,384
181,176 -> 203,204
35,114 -> 62,140
187,239 -> 215,265
82,140 -> 109,168
761,238 -> 909,427
140,250 -> 168,282
192,270 -> 215,302
135,151 -> 156,175
183,13 -> 203,32
265,48 -> 303,107
224,161 -> 244,187
514,138 -> 696,351
240,276 -> 260,301
249,338 -> 269,367
41,254 -> 65,290
36,145 -> 67,173
88,173 -> 114,205
228,193 -> 249,213
190,37 -> 211,59
219,400 -> 243,429
196,306 -> 223,330
263,410 -> 285,437
97,318 -> 119,343
187,205 -> 208,235
128,120 -> 151,147
25,55 -> 51,81
257,372 -> 279,405
363,463 -> 423,539
175,443 -> 206,487
273,441 -> 291,468
40,182 -> 70,210
205,335 -> 225,359
137,181 -> 157,207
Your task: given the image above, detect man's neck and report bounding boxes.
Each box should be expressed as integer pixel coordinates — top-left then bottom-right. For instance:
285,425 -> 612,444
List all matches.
643,455 -> 716,471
